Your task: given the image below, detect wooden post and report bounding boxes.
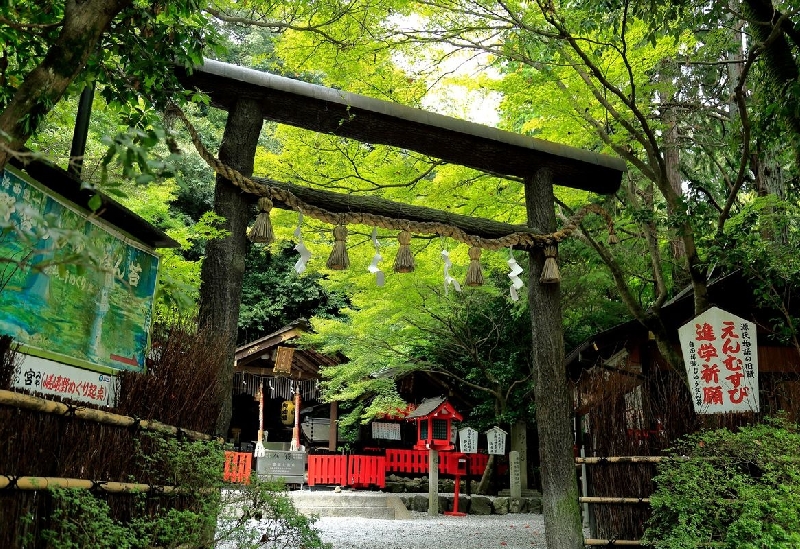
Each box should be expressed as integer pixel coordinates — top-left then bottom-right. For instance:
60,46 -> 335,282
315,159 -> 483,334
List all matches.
291,388 -> 302,451
525,168 -> 583,549
329,400 -> 338,452
198,99 -> 264,437
428,448 -> 439,516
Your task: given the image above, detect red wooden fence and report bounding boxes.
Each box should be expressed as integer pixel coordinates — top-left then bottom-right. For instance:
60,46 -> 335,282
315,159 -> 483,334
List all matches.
385,449 -> 489,476
307,454 -> 348,486
305,451 -> 490,488
348,455 -> 386,488
385,449 -> 429,473
466,453 -> 489,476
223,451 -> 252,484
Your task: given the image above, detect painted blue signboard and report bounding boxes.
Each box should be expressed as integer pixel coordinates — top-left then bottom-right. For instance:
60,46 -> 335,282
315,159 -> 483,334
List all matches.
0,167 -> 158,373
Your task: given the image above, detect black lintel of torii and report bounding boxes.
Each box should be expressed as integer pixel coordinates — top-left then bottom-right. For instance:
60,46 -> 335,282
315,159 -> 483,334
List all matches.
177,58 -> 626,195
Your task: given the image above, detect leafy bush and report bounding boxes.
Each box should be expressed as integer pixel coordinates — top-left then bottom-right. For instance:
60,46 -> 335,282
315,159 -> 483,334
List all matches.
216,479 -> 332,549
642,417 -> 800,548
39,434 -> 330,549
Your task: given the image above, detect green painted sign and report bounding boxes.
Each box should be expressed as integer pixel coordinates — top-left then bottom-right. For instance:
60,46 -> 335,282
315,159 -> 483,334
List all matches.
0,167 -> 158,373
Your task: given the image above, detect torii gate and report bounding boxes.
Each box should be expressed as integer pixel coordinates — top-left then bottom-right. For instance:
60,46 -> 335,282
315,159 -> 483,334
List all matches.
178,59 -> 625,549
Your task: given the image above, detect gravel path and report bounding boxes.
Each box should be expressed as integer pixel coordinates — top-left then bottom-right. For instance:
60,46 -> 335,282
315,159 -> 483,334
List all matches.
313,512 -> 547,549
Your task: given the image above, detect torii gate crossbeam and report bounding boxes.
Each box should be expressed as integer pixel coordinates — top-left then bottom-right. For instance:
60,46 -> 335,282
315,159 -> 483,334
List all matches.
177,58 -> 625,193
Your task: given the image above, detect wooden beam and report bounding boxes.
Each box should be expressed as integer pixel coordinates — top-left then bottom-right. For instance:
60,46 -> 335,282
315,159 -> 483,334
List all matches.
253,174 -> 550,242
177,59 -> 626,194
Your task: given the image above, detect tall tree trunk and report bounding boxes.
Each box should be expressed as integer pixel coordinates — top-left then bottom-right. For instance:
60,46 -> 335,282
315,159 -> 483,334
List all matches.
198,99 -> 263,437
0,0 -> 131,169
477,454 -> 496,495
525,169 -> 583,549
663,107 -> 689,291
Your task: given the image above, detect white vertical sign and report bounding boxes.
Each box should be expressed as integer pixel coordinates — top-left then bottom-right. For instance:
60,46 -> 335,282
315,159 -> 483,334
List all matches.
678,307 -> 759,414
459,427 -> 478,453
486,426 -> 507,455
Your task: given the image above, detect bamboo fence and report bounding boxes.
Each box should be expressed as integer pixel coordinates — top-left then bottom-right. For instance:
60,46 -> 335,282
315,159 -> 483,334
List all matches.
0,389 -> 220,443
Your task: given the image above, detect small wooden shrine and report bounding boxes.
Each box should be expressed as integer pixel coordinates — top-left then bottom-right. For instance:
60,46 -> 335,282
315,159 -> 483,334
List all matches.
406,396 -> 463,451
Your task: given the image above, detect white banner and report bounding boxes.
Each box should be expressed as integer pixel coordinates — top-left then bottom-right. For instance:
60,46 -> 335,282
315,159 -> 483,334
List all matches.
12,354 -> 117,406
678,307 -> 759,414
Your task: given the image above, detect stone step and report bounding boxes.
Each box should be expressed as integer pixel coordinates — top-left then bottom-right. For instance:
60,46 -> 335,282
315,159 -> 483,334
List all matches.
292,505 -> 396,519
288,491 -> 409,520
498,488 -> 542,498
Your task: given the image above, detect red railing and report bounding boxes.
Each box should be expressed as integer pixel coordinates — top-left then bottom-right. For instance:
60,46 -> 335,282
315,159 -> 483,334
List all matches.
223,451 -> 252,484
307,454 -> 348,486
305,451 -> 490,488
385,449 -> 429,473
466,453 -> 489,476
385,449 -> 489,476
348,455 -> 386,488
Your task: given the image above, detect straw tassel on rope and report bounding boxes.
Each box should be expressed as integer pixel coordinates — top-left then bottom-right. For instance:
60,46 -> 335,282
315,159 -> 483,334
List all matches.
608,226 -> 620,245
248,197 -> 275,244
326,225 -> 350,270
393,230 -> 415,273
465,246 -> 484,287
540,243 -> 561,284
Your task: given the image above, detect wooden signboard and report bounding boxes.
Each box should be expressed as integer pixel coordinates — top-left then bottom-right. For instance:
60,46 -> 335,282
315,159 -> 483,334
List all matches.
273,346 -> 294,375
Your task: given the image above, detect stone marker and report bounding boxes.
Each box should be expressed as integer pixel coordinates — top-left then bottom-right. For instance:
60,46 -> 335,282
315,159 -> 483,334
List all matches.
429,448 -> 439,516
509,450 -> 522,499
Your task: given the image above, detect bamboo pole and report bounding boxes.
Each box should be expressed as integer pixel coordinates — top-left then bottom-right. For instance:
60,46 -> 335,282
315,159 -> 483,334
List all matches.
0,389 -> 220,443
584,539 -> 643,546
0,475 -> 182,494
576,456 -> 663,464
579,497 -> 651,504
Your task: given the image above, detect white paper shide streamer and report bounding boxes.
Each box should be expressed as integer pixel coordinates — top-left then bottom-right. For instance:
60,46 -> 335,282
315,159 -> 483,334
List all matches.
441,249 -> 462,294
368,227 -> 385,287
507,253 -> 524,301
293,211 -> 312,274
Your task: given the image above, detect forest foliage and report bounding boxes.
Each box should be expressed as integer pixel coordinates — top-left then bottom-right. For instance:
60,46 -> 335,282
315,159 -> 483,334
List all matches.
2,0 -> 799,416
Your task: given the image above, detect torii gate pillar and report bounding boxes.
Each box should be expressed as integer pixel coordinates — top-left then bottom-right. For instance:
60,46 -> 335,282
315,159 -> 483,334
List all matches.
198,98 -> 264,437
525,168 -> 582,549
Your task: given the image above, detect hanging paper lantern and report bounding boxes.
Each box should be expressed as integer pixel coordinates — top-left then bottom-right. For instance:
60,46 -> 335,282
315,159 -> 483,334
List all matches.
326,224 -> 350,270
464,246 -> 484,287
248,196 -> 274,244
280,400 -> 296,426
540,243 -> 561,284
393,230 -> 415,273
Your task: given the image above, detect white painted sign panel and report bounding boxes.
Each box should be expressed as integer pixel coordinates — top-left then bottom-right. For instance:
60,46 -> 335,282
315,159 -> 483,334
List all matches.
678,307 -> 759,414
371,421 -> 401,440
486,426 -> 507,455
459,427 -> 478,454
12,354 -> 117,406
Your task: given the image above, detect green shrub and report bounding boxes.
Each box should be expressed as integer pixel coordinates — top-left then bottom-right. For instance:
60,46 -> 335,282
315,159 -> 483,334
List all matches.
642,417 -> 800,549
39,434 -> 330,549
